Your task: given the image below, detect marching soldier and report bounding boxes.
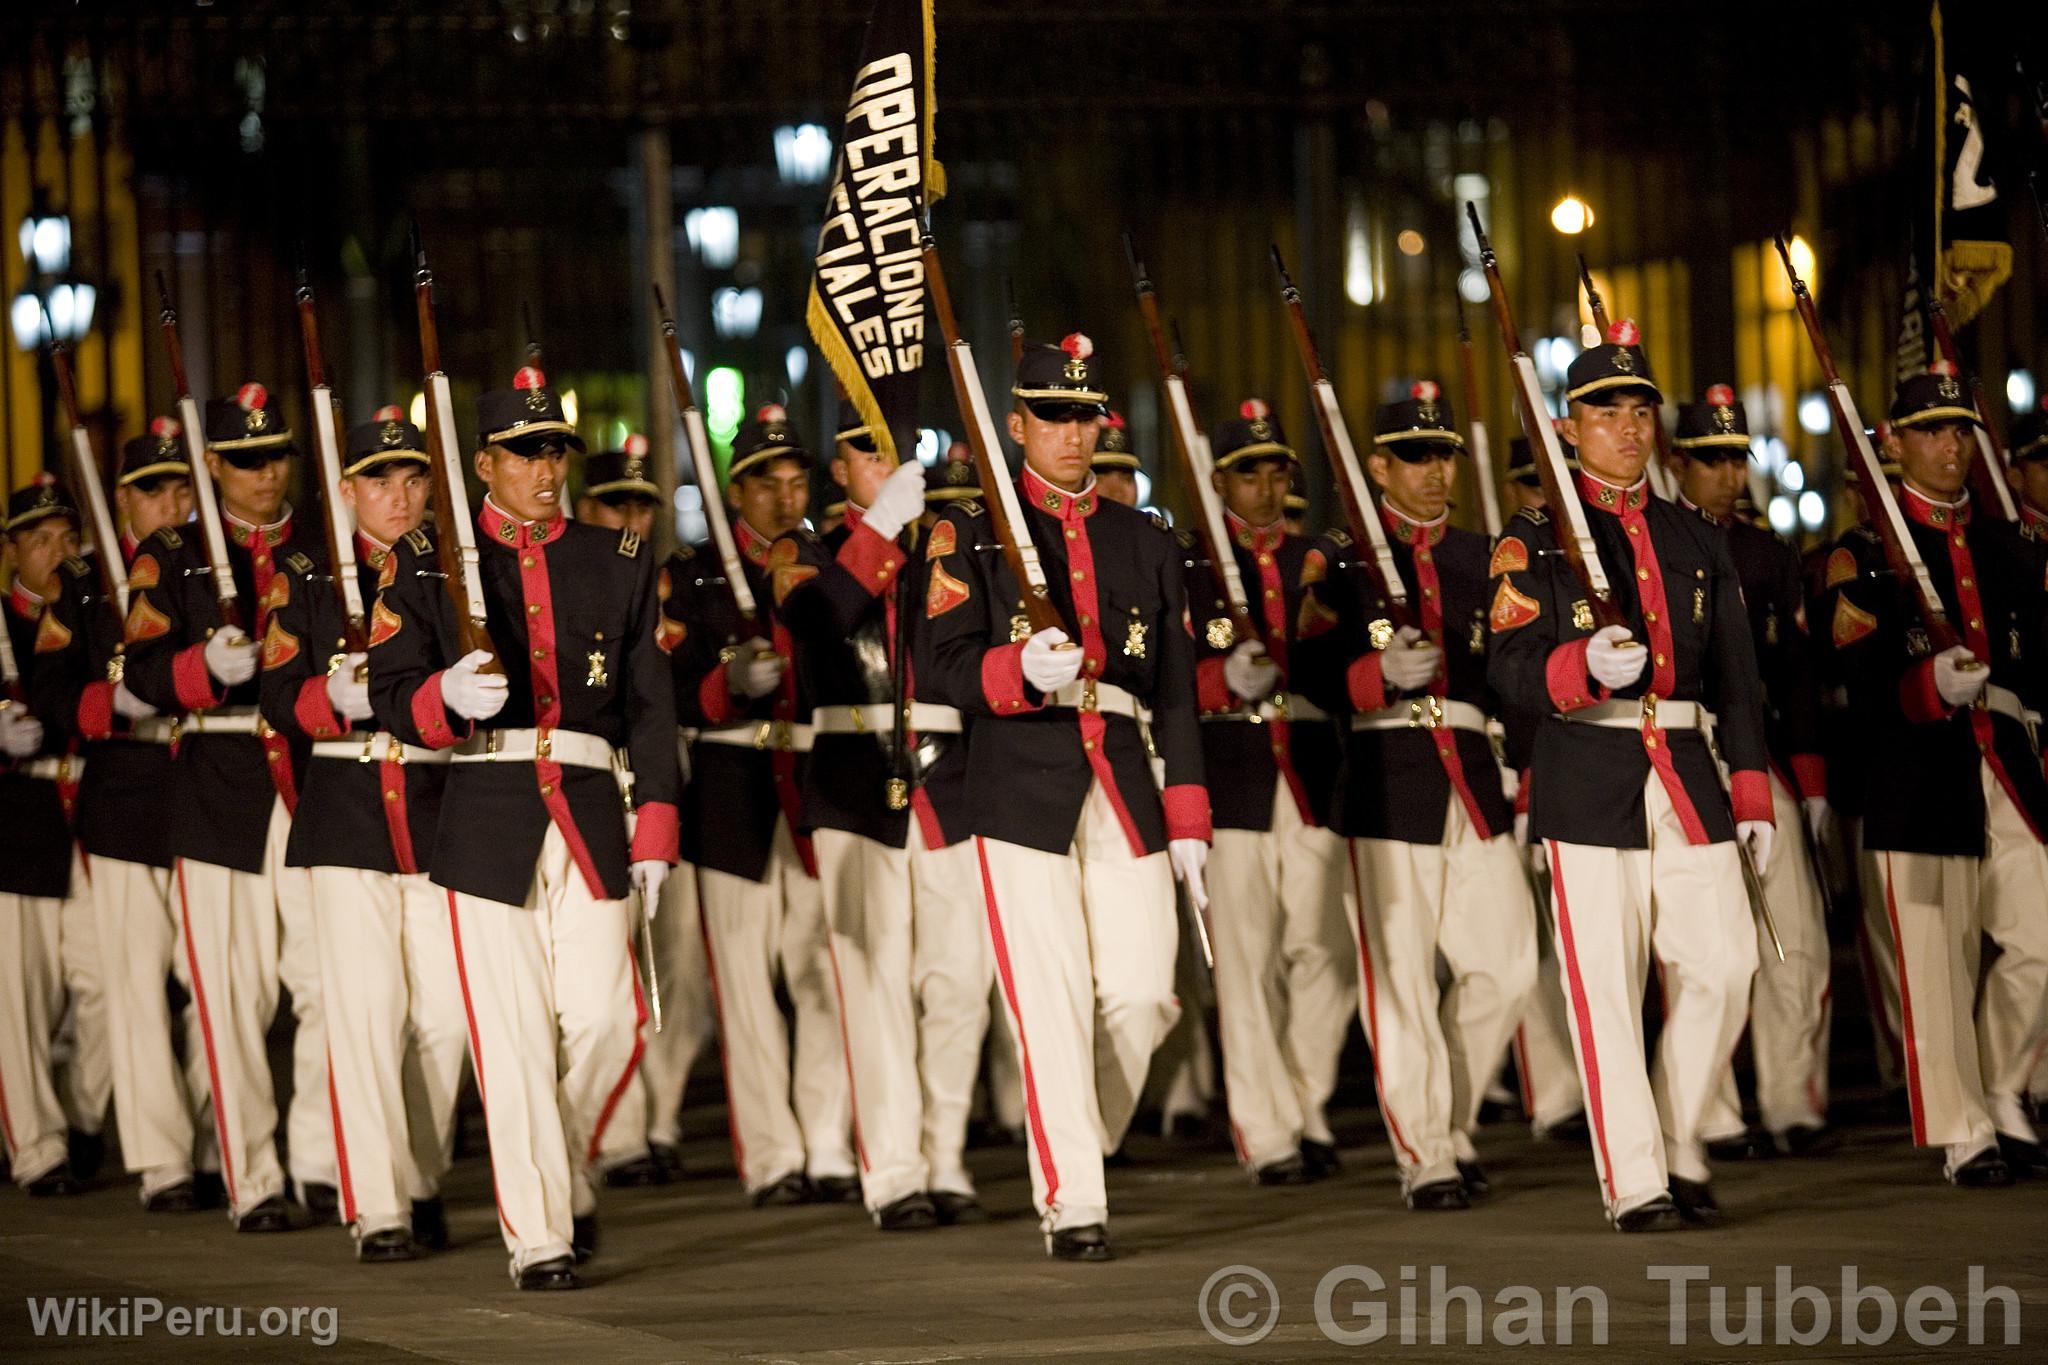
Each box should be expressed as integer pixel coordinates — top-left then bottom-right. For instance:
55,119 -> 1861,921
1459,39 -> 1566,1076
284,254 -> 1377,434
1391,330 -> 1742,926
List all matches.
1296,384 -> 1535,1209
1821,364 -> 2048,1185
771,404 -> 994,1230
368,366 -> 679,1289
1185,399 -> 1352,1186
121,384 -> 336,1231
1089,413 -> 1142,509
923,336 -> 1211,1261
576,436 -> 662,542
660,406 -> 857,1207
1668,387 -> 1834,1158
2010,401 -> 2048,540
258,410 -> 465,1261
1486,323 -> 1774,1231
1283,487 -> 1310,539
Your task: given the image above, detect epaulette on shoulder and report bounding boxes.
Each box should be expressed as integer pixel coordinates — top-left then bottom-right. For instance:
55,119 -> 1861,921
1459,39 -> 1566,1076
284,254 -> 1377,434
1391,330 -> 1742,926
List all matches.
285,551 -> 315,576
403,528 -> 432,555
155,526 -> 183,550
796,525 -> 822,543
617,528 -> 643,558
672,542 -> 697,562
1511,505 -> 1549,528
1173,527 -> 1197,550
1148,509 -> 1171,533
1692,504 -> 1720,526
1325,529 -> 1353,548
61,555 -> 92,579
1847,523 -> 1880,546
953,499 -> 984,519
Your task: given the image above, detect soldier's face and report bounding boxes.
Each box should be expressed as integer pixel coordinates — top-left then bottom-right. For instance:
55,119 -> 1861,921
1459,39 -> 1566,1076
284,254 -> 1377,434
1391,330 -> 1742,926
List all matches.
342,465 -> 430,546
207,450 -> 290,524
1674,452 -> 1747,521
1367,447 -> 1457,522
1215,458 -> 1292,527
117,477 -> 193,543
2012,459 -> 2048,515
728,457 -> 810,536
1094,469 -> 1139,507
1007,407 -> 1099,492
832,440 -> 894,512
8,517 -> 80,596
576,495 -> 658,538
1562,395 -> 1657,486
1887,420 -> 1971,500
476,443 -> 569,523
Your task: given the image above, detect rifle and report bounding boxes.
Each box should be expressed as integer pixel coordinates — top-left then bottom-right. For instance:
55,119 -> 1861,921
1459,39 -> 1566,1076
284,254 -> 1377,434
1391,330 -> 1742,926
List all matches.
1926,298 -> 2019,521
1270,244 -> 1415,635
1577,254 -> 1676,501
1467,208 -> 1628,633
295,269 -> 368,664
921,227 -> 1070,641
1124,233 -> 1260,650
154,272 -> 242,632
48,340 -> 128,631
1454,298 -> 1504,537
410,224 -> 499,672
1775,234 -> 1968,659
1005,276 -> 1026,365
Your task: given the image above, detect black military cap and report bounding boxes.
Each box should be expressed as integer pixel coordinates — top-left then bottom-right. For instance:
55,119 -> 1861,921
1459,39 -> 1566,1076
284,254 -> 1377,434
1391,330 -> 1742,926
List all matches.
1283,491 -> 1309,517
834,400 -> 877,453
2010,400 -> 2048,465
205,382 -> 295,464
1091,411 -> 1140,473
926,442 -> 983,504
344,406 -> 430,478
728,404 -> 814,482
1506,432 -> 1577,482
1374,380 -> 1464,459
1564,319 -> 1661,405
5,473 -> 77,534
1889,362 -> 1983,432
476,365 -> 585,454
119,416 -> 191,488
584,433 -> 660,502
1673,384 -> 1751,461
822,499 -> 848,524
1213,398 -> 1297,472
1012,334 -> 1109,418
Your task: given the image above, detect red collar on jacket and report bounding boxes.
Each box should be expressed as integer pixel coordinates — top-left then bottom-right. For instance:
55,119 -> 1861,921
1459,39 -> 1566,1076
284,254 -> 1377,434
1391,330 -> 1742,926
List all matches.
224,505 -> 293,548
1022,464 -> 1099,521
1380,501 -> 1447,547
735,518 -> 777,565
1576,470 -> 1651,515
478,496 -> 566,550
1226,509 -> 1285,553
1899,484 -> 1970,530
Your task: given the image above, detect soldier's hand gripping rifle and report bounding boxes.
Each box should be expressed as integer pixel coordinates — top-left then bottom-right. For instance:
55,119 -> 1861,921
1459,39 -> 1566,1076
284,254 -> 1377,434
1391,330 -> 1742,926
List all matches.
1577,254 -> 1676,502
1926,299 -> 2019,521
155,272 -> 244,633
1454,298 -> 1504,538
411,226 -> 499,673
48,339 -> 129,665
295,269 -> 368,670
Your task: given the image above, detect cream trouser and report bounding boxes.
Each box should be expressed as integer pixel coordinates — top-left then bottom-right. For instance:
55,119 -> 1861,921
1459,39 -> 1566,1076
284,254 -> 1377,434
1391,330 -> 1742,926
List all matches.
0,848 -> 94,1184
637,859 -> 717,1150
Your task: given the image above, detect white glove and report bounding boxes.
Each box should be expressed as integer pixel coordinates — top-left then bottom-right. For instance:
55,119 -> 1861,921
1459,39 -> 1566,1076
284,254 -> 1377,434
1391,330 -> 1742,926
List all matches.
860,459 -> 928,542
203,626 -> 257,686
1515,810 -> 1547,877
112,682 -> 156,720
1739,820 -> 1774,878
0,705 -> 43,759
1583,624 -> 1647,690
1379,625 -> 1443,692
630,860 -> 669,919
1020,628 -> 1084,693
1801,796 -> 1829,851
1169,837 -> 1210,915
726,639 -> 785,700
1223,640 -> 1278,701
442,648 -> 509,721
325,652 -> 374,721
1932,644 -> 1988,708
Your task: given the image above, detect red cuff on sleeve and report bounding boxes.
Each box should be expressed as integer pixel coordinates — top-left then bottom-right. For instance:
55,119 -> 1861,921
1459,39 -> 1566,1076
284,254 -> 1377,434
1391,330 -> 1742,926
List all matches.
1729,769 -> 1775,825
1162,783 -> 1213,843
173,642 -> 225,713
1515,768 -> 1532,815
410,671 -> 464,750
981,640 -> 1044,714
837,521 -> 903,597
1898,658 -> 1951,724
1196,656 -> 1233,713
1545,639 -> 1609,713
76,681 -> 115,742
294,675 -> 351,740
697,666 -> 739,725
629,800 -> 681,864
1347,651 -> 1389,713
1789,753 -> 1827,801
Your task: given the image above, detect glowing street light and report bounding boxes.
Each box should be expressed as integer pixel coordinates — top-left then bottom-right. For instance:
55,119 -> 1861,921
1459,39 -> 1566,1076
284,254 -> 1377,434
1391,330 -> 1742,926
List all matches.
1549,196 -> 1594,235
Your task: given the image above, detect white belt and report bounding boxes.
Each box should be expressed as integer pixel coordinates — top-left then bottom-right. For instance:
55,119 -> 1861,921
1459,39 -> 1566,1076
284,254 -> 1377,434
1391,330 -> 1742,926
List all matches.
131,718 -> 178,745
176,707 -> 266,736
1044,678 -> 1142,718
1562,697 -> 1708,731
1980,684 -> 2028,729
312,733 -> 452,766
452,727 -> 618,770
810,702 -> 962,736
19,756 -> 84,783
1350,696 -> 1490,733
1205,693 -> 1330,725
690,720 -> 815,753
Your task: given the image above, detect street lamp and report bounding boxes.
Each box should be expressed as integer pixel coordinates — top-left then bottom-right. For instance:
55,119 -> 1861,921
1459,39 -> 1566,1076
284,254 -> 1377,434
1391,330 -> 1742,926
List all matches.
12,198 -> 96,351
1549,195 -> 1594,235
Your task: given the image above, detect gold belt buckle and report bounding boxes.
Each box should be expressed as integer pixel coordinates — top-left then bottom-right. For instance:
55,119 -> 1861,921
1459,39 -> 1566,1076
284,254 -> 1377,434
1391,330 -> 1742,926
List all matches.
1642,693 -> 1660,730
358,733 -> 377,763
537,727 -> 553,761
387,736 -> 406,766
1271,692 -> 1292,722
57,757 -> 74,785
1079,678 -> 1099,713
484,728 -> 504,760
850,705 -> 867,733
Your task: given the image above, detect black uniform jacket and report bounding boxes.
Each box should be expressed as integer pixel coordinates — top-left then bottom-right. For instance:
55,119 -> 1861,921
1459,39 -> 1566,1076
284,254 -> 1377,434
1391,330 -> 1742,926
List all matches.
773,507 -> 971,850
1296,509 -> 1514,843
260,530 -> 447,875
921,466 -> 1210,857
1181,513 -> 1340,832
1485,473 -> 1773,849
1820,488 -> 2048,858
4,582 -> 75,897
122,513 -> 321,872
367,499 -> 679,906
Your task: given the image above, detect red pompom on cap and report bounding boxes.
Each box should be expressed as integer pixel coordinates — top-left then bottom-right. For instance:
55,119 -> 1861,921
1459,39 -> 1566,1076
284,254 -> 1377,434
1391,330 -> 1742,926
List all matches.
1704,384 -> 1736,406
1239,398 -> 1270,420
947,441 -> 972,464
149,416 -> 181,438
1410,380 -> 1441,402
236,382 -> 268,412
1060,332 -> 1093,361
373,404 -> 404,422
755,403 -> 787,424
32,469 -> 57,488
1103,410 -> 1127,430
1606,318 -> 1640,346
1928,359 -> 1958,378
513,366 -> 547,390
624,433 -> 650,457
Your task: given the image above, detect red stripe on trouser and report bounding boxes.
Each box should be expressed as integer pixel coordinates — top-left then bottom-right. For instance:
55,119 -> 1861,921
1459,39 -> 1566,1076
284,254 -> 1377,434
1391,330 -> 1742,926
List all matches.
820,920 -> 871,1174
1546,844 -> 1620,1205
1880,855 -> 1927,1147
585,940 -> 649,1164
176,861 -> 238,1209
325,1051 -> 358,1226
694,869 -> 749,1185
976,838 -> 1059,1209
1344,842 -> 1422,1168
446,892 -> 519,1241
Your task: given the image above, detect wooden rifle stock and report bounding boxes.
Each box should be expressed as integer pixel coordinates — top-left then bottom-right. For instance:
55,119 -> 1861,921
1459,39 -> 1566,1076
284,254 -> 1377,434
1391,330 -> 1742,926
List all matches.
294,271 -> 368,656
48,341 -> 128,626
1005,276 -> 1025,365
1453,299 -> 1503,538
154,272 -> 243,632
1577,253 -> 1676,500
